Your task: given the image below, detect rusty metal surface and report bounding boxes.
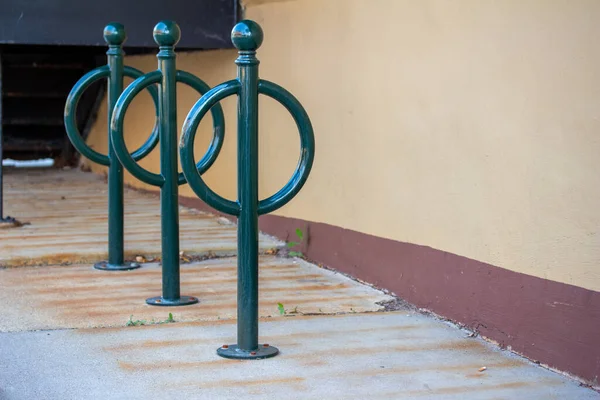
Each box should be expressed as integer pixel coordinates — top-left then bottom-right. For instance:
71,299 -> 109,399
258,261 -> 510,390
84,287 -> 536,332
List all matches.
0,255 -> 393,332
1,312 -> 597,399
0,168 -> 281,267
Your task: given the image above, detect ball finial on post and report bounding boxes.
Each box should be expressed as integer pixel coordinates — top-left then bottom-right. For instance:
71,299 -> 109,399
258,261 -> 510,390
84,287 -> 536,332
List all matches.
231,20 -> 264,51
103,23 -> 127,46
153,21 -> 181,47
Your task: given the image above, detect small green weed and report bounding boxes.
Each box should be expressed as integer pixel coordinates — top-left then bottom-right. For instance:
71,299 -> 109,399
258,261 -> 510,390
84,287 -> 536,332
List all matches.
126,313 -> 175,327
286,228 -> 305,258
277,302 -> 286,315
126,315 -> 146,326
277,303 -> 300,315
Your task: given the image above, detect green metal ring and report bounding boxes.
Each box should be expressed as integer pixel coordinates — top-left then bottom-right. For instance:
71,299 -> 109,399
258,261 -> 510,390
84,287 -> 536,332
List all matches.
111,71 -> 164,186
111,70 -> 226,187
179,79 -> 315,217
64,65 -> 160,166
180,80 -> 242,216
175,71 -> 226,186
256,80 -> 315,215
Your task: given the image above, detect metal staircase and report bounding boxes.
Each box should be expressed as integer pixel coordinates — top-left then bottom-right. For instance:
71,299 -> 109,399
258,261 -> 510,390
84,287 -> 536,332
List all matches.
0,46 -> 104,165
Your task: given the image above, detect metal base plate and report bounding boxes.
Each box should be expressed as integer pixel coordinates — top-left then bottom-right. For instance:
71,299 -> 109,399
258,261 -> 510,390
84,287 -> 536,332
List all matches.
217,344 -> 279,360
94,261 -> 141,271
0,217 -> 21,229
146,295 -> 199,307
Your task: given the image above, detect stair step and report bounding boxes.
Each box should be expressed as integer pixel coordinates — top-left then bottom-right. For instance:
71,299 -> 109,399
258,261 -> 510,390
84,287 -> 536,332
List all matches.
8,63 -> 87,70
1,46 -> 104,163
4,137 -> 64,151
4,118 -> 64,126
2,52 -> 101,66
4,97 -> 66,119
3,126 -> 66,138
4,92 -> 67,99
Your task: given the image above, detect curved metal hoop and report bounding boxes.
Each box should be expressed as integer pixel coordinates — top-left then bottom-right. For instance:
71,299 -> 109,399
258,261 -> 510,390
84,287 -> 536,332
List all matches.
111,70 -> 226,187
64,65 -> 160,166
179,79 -> 315,216
180,80 -> 241,215
256,80 -> 315,215
175,71 -> 226,185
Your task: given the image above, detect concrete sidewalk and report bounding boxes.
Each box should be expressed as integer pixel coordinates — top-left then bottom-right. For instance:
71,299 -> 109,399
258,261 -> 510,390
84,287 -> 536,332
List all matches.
0,312 -> 597,399
0,168 -> 279,267
0,169 -> 598,399
0,256 -> 391,332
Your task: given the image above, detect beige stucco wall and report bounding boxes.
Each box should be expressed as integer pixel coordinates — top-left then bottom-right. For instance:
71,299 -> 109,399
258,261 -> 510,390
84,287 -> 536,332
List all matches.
84,0 -> 600,291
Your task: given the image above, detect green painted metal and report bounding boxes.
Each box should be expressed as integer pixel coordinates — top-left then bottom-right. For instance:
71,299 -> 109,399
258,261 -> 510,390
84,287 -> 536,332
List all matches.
0,52 -> 7,223
0,51 -> 22,228
110,21 -> 226,306
180,20 -> 315,359
64,23 -> 160,271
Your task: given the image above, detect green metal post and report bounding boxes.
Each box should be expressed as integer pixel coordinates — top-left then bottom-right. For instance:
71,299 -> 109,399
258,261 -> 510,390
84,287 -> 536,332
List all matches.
145,22 -> 197,306
0,51 -> 19,228
179,20 -> 315,359
65,24 -> 161,271
108,20 -> 226,307
0,51 -> 4,220
236,38 -> 261,352
103,24 -> 131,270
159,30 -> 181,303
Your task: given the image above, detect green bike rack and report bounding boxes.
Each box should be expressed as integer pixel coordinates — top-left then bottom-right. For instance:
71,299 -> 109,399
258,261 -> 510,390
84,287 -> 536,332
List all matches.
110,21 -> 226,306
64,23 -> 160,271
180,20 -> 315,359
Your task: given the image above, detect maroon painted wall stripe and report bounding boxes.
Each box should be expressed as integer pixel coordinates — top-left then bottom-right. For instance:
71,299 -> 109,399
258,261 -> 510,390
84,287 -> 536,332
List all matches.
179,195 -> 600,384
